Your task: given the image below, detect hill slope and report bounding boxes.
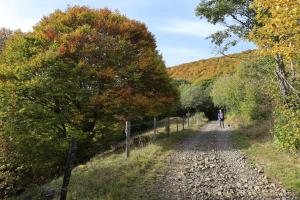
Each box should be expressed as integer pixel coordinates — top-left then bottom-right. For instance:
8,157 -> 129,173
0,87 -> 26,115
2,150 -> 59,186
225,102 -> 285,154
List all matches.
167,50 -> 256,82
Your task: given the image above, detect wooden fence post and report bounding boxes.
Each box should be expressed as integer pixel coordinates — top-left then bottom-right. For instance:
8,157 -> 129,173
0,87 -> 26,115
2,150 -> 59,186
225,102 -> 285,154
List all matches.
60,138 -> 77,200
125,121 -> 131,158
176,117 -> 178,133
166,117 -> 170,135
153,117 -> 157,141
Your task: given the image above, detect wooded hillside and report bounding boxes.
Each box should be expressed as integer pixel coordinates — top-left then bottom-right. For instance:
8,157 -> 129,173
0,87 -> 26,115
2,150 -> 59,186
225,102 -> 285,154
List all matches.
167,50 -> 256,82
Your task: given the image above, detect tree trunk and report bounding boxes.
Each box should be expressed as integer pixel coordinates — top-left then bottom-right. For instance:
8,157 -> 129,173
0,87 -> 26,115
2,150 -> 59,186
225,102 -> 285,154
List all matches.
125,121 -> 131,158
275,54 -> 290,97
182,117 -> 185,130
60,138 -> 77,200
153,117 -> 157,141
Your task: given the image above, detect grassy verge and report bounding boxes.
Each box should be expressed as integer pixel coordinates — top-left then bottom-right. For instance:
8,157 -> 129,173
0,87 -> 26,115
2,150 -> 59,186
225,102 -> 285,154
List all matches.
13,122 -> 202,200
231,120 -> 300,197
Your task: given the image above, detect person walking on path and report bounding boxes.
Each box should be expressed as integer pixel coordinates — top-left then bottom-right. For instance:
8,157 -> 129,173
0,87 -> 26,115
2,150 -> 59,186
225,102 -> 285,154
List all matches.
218,109 -> 225,128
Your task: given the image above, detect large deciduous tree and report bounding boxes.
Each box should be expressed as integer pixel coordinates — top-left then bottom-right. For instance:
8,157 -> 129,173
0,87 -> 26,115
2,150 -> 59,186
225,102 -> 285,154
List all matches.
0,6 -> 177,195
0,6 -> 176,139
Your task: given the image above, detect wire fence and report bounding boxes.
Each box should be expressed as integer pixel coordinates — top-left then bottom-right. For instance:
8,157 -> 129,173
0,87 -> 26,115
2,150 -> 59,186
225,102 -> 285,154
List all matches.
112,113 -> 207,153
60,112 -> 207,200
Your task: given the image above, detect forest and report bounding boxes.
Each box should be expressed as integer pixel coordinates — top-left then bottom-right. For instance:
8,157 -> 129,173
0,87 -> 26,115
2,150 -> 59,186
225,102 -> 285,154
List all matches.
168,50 -> 255,83
0,0 -> 299,199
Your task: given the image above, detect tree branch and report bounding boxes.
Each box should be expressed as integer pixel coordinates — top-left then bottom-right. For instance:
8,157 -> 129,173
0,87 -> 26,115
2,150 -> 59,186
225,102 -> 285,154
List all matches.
275,70 -> 300,99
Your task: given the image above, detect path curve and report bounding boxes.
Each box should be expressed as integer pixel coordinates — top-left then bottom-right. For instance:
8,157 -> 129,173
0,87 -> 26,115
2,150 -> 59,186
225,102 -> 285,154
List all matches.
157,122 -> 297,200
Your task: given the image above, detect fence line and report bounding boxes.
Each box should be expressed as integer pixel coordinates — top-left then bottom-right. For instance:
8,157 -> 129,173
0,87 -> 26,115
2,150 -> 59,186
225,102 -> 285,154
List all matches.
59,113 -> 206,199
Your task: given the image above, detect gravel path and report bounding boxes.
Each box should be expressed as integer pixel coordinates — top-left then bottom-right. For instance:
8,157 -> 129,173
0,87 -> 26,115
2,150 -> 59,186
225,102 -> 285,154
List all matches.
157,122 -> 298,200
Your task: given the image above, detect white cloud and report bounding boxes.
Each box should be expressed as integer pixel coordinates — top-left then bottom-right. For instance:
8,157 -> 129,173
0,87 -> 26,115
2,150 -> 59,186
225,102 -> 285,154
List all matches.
0,0 -> 155,32
158,19 -> 225,38
158,46 -> 214,66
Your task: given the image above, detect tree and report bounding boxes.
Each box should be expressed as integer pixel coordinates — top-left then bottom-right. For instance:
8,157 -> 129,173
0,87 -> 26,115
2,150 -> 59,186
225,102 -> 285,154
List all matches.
179,80 -> 213,115
211,75 -> 242,112
211,59 -> 271,123
0,6 -> 177,196
249,0 -> 300,98
250,0 -> 300,60
0,6 -> 176,140
195,0 -> 256,53
196,0 -> 299,98
249,0 -> 300,151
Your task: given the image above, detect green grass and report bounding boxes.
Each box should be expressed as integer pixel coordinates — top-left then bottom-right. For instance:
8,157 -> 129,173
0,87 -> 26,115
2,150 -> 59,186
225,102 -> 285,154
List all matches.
231,121 -> 300,198
13,121 -> 202,200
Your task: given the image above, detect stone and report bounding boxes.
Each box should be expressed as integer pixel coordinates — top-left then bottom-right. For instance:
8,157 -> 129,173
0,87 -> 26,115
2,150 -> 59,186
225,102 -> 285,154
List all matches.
40,185 -> 56,200
156,123 -> 297,200
254,186 -> 260,191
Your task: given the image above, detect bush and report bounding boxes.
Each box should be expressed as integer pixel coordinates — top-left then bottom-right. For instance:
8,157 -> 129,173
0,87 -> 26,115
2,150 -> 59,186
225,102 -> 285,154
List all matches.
0,135 -> 67,197
211,57 -> 300,152
274,101 -> 300,151
211,67 -> 267,124
178,79 -> 217,119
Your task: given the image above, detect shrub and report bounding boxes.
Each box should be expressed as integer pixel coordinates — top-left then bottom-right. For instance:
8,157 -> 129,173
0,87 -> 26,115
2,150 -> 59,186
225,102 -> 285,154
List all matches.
211,59 -> 273,124
273,99 -> 300,151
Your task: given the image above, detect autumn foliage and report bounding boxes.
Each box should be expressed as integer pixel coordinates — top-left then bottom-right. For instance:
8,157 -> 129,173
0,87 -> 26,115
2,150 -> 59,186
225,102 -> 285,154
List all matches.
167,50 -> 256,83
250,0 -> 300,59
195,0 -> 299,151
0,6 -> 177,197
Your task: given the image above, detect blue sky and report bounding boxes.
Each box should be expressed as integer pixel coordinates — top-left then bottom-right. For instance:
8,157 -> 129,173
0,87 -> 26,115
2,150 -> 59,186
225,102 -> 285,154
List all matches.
0,0 -> 255,66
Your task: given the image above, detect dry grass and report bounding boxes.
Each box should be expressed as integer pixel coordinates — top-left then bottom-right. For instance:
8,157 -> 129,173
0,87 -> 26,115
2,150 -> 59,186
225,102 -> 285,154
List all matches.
12,118 -> 205,200
231,120 -> 300,197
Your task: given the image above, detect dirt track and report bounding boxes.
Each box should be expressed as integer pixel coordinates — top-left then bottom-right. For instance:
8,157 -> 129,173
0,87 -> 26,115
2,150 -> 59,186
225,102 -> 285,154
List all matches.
156,122 -> 297,200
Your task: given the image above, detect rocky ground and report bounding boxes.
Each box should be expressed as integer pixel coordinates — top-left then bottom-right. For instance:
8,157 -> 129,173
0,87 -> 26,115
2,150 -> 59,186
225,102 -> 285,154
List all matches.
155,122 -> 298,200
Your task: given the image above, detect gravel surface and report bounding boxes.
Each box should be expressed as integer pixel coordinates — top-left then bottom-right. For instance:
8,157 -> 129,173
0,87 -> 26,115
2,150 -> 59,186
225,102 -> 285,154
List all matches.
157,122 -> 298,200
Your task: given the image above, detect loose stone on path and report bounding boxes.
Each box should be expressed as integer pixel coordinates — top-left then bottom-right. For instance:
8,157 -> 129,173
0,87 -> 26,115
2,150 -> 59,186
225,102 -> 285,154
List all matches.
156,122 -> 298,200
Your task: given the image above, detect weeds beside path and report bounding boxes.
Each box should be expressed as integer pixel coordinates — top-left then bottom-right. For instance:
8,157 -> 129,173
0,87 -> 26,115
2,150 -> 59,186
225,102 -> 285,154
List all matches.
231,121 -> 300,198
13,120 -> 299,200
12,122 -> 200,200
